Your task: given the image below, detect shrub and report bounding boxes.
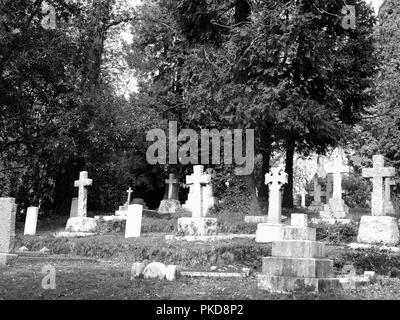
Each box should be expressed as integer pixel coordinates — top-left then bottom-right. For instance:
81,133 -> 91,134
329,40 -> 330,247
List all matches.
334,247 -> 400,275
315,222 -> 358,245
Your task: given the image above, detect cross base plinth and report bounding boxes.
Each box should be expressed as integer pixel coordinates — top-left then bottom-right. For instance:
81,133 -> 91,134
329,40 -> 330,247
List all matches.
65,217 -> 97,233
158,199 -> 181,215
177,217 -> 217,236
0,253 -> 18,266
357,216 -> 399,246
255,223 -> 316,243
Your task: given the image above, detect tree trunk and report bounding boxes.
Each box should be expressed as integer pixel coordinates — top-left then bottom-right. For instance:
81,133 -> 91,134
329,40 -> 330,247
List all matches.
283,138 -> 295,208
259,148 -> 270,206
53,157 -> 85,216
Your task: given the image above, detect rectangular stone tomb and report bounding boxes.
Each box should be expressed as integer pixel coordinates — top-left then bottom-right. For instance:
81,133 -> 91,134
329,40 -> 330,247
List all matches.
257,213 -> 339,293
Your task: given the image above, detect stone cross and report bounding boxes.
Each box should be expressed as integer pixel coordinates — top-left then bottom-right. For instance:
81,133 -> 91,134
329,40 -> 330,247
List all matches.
326,155 -> 349,201
326,173 -> 333,200
265,167 -> 288,224
126,187 -> 133,205
300,188 -> 307,207
74,171 -> 92,218
165,174 -> 179,200
186,165 -> 211,218
310,175 -> 325,203
362,155 -> 395,216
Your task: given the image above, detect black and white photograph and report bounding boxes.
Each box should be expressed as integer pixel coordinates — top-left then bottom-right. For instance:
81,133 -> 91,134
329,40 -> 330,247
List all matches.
1,0 -> 400,307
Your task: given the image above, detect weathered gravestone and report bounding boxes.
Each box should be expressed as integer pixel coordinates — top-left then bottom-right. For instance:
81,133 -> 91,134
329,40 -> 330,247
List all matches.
357,155 -> 399,245
24,206 -> 39,235
125,204 -> 143,238
257,213 -> 339,293
308,174 -> 325,212
256,168 -> 315,243
158,174 -> 181,214
384,178 -> 396,216
65,171 -> 97,233
69,197 -> 78,218
0,198 -> 17,265
178,166 -> 217,236
300,188 -> 307,208
319,155 -> 349,220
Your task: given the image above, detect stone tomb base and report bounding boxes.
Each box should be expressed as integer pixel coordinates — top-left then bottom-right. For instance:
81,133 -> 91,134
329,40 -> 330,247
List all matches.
258,275 -> 339,293
357,216 -> 399,246
65,217 -> 97,233
158,199 -> 181,215
257,214 -> 339,293
177,217 -> 217,236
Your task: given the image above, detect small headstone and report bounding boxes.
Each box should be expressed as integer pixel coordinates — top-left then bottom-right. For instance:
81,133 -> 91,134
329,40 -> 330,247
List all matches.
125,204 -> 143,238
18,246 -> 29,252
24,206 -> 39,235
143,262 -> 167,280
158,174 -> 181,214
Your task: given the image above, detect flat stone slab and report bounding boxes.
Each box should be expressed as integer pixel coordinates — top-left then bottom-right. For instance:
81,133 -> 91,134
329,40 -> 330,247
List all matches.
95,216 -> 126,222
357,216 -> 399,245
180,271 -> 250,278
245,215 -> 287,224
348,242 -> 400,253
257,275 -> 340,293
54,232 -> 97,238
165,234 -> 255,242
311,218 -> 351,225
256,224 -> 316,243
